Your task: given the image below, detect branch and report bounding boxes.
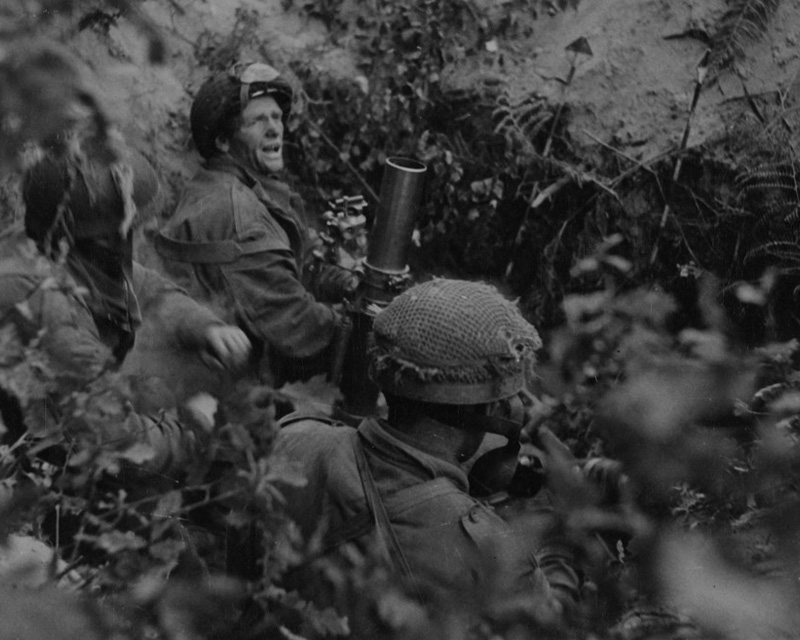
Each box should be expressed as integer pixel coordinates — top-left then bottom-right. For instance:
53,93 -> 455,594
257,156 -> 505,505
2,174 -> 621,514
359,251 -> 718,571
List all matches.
582,128 -> 669,203
650,50 -> 710,266
305,119 -> 380,204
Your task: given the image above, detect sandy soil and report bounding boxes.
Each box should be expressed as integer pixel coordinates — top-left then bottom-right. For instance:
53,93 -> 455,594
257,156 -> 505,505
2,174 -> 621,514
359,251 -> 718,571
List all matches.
45,0 -> 798,184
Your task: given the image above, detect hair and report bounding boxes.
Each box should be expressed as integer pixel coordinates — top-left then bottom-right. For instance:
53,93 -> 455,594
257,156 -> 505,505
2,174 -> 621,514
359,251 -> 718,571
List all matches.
212,110 -> 242,155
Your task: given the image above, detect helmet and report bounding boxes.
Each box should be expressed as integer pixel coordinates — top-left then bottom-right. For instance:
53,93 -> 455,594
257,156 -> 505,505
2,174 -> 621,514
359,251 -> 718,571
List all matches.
23,147 -> 159,243
369,279 -> 542,404
190,61 -> 294,159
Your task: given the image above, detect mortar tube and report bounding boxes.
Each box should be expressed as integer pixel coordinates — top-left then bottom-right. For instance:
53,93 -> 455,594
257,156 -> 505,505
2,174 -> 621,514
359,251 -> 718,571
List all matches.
340,157 -> 426,414
361,157 -> 426,306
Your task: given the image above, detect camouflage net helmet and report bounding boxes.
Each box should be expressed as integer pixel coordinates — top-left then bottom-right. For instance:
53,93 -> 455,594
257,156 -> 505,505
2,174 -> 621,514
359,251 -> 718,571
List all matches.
190,61 -> 293,159
369,279 -> 542,404
23,146 -> 159,242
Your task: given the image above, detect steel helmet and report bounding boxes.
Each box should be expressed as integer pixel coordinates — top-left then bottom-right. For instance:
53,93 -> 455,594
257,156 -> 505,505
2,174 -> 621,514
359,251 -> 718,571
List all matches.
23,147 -> 159,243
369,279 -> 542,404
190,61 -> 294,159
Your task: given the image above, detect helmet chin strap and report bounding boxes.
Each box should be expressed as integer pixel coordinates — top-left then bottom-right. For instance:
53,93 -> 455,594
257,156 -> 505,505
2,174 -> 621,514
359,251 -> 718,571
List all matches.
462,393 -> 539,497
459,392 -> 529,439
460,413 -> 522,440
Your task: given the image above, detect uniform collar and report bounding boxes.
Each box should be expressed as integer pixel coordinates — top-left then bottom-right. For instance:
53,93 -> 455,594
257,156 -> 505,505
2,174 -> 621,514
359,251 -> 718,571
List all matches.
206,155 -> 296,213
358,417 -> 469,492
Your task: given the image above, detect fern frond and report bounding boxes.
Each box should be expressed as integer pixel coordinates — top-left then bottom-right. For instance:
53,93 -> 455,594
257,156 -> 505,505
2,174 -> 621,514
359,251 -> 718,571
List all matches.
773,265 -> 800,276
783,207 -> 800,226
708,0 -> 782,77
738,163 -> 800,229
492,88 -> 553,152
756,198 -> 800,220
744,240 -> 800,264
738,163 -> 799,192
741,180 -> 798,194
752,215 -> 771,236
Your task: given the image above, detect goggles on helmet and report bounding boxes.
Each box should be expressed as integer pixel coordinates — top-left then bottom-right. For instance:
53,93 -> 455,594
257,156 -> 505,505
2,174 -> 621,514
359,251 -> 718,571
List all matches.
229,62 -> 286,111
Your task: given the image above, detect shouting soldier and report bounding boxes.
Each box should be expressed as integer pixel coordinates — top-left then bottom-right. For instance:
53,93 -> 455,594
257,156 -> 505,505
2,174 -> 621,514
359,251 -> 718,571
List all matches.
157,61 -> 358,389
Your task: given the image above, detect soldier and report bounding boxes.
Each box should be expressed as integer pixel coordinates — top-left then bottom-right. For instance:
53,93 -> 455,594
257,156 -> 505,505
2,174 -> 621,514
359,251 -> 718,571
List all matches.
273,279 -> 581,634
156,61 -> 358,388
0,139 -> 251,472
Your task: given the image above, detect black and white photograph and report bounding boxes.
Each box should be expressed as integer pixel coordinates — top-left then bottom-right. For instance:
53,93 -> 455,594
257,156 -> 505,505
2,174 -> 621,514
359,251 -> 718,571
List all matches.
2,1 -> 800,638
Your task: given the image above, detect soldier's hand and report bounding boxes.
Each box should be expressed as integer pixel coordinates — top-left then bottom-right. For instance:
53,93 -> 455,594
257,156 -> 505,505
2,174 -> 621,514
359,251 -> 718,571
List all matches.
532,426 -> 594,513
534,427 -> 630,511
315,263 -> 362,302
342,270 -> 362,300
201,325 -> 251,371
582,457 -> 626,504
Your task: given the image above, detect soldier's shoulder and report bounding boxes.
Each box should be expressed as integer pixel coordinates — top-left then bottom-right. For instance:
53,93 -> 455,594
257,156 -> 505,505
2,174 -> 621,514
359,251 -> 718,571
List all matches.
275,413 -> 355,457
278,412 -> 352,438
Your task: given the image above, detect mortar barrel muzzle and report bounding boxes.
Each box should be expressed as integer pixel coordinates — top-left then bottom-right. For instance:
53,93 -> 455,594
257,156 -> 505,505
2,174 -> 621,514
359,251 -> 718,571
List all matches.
366,156 -> 427,273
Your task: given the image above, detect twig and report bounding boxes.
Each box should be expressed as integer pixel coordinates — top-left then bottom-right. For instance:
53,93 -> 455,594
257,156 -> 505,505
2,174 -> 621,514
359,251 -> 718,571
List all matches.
55,555 -> 86,581
543,210 -> 582,267
305,119 -> 379,204
165,0 -> 186,15
542,47 -> 585,158
650,49 -> 710,266
530,176 -> 571,208
740,78 -> 766,124
593,533 -> 618,563
106,0 -> 167,63
609,147 -> 678,190
671,206 -> 704,269
458,0 -> 479,22
584,173 -> 621,203
505,45 -> 589,281
582,129 -> 660,180
582,128 -> 669,206
719,88 -> 782,105
778,63 -> 800,116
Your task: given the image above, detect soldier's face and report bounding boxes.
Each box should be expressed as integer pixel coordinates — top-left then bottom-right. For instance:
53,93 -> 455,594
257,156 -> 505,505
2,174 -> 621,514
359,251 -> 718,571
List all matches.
230,96 -> 284,175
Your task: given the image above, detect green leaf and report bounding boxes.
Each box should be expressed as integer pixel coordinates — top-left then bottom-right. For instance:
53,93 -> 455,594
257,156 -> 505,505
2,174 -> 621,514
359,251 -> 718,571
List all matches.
153,490 -> 183,519
118,442 -> 156,465
93,530 -> 147,554
0,324 -> 25,367
148,538 -> 186,562
278,374 -> 342,417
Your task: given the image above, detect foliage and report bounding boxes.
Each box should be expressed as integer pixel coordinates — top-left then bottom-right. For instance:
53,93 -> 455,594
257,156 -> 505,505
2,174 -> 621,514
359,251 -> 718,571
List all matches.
6,0 -> 800,638
0,1 -> 167,227
193,6 -> 263,72
0,302 -> 344,638
278,0 -> 793,336
707,0 -> 783,80
534,259 -> 800,639
280,0 -> 603,329
0,42 -> 113,174
3,215 -> 796,640
279,0 -> 792,335
739,162 -> 800,270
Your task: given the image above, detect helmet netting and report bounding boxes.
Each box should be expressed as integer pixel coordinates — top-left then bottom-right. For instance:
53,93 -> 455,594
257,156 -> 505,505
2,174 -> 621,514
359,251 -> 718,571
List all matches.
370,279 -> 541,389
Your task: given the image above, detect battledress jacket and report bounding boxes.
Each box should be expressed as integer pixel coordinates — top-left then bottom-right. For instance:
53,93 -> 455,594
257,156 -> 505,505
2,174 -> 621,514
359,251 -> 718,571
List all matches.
273,416 -> 580,622
0,230 -> 225,472
156,157 -> 343,386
